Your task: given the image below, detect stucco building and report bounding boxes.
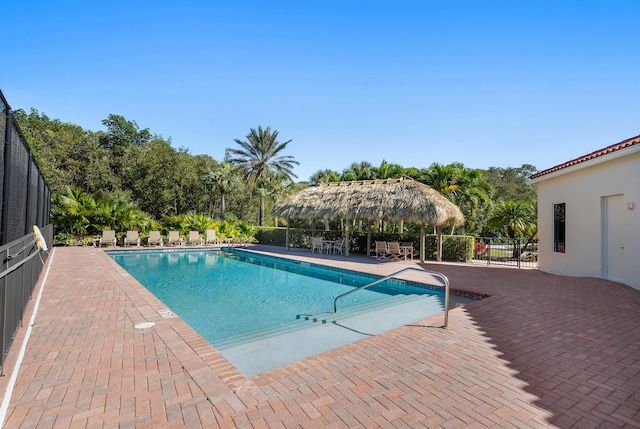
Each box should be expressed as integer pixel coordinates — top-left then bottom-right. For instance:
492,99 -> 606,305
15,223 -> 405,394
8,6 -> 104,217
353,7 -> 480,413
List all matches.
529,134 -> 640,290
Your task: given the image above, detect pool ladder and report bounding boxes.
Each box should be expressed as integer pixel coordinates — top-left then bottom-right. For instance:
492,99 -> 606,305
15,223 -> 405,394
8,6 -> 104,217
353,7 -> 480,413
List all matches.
333,267 -> 451,329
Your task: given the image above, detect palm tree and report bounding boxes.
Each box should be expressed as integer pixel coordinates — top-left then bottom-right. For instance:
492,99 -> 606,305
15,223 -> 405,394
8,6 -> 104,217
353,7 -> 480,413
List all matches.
375,160 -> 405,179
236,222 -> 258,245
488,200 -> 533,239
309,169 -> 340,185
202,161 -> 240,220
423,163 -> 463,196
422,162 -> 492,234
257,171 -> 295,226
162,214 -> 190,235
341,161 -> 376,181
488,200 -> 535,257
226,126 -> 299,225
185,212 -> 217,233
52,187 -> 97,241
447,168 -> 492,234
113,201 -> 145,232
91,196 -> 117,231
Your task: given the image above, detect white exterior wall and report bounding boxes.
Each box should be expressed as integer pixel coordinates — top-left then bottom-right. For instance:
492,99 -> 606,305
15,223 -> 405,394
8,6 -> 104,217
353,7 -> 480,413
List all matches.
532,147 -> 640,290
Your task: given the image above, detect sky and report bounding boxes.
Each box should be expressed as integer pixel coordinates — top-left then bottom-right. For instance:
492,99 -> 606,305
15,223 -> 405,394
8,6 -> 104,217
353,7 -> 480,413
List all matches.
3,1 -> 639,182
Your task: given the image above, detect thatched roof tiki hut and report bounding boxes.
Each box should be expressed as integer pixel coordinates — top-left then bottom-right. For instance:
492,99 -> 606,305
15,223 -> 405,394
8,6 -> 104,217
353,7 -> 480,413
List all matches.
272,177 -> 464,262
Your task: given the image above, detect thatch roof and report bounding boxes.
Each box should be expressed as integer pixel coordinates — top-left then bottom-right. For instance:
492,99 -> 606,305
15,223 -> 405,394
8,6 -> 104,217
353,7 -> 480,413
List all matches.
273,177 -> 464,226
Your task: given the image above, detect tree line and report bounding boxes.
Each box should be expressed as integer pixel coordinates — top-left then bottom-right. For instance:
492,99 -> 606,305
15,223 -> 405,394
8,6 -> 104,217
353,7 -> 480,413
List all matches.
15,108 -> 538,244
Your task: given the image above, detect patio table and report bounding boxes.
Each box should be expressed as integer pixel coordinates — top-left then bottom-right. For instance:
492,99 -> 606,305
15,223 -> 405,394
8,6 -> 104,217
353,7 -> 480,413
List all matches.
400,245 -> 414,260
322,240 -> 340,254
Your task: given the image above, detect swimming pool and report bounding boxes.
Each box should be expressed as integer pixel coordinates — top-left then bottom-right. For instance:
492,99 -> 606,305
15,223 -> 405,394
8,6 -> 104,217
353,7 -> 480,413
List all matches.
108,249 -> 445,349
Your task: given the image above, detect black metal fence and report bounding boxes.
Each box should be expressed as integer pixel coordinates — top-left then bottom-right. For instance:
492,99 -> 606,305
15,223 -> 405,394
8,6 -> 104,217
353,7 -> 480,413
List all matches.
256,228 -> 539,269
471,237 -> 538,269
0,89 -> 52,373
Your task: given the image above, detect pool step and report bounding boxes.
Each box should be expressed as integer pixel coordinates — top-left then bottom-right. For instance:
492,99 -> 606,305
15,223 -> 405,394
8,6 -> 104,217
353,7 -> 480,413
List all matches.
214,293 -> 421,350
301,294 -> 421,325
214,316 -> 318,350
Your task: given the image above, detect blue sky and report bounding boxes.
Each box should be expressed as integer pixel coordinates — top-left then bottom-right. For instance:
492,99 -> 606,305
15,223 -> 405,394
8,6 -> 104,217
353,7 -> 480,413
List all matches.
3,1 -> 639,181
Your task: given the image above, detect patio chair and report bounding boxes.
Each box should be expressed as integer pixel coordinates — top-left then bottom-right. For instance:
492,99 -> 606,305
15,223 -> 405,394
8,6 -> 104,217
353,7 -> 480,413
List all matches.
147,231 -> 163,246
332,237 -> 345,255
187,231 -> 202,245
387,242 -> 403,261
123,230 -> 140,247
98,230 -> 117,247
375,241 -> 389,260
205,229 -> 218,245
311,236 -> 324,253
167,231 -> 183,246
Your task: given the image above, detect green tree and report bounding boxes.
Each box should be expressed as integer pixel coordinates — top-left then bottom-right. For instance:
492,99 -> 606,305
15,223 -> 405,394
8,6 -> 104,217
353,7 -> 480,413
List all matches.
341,161 -> 376,181
422,163 -> 462,195
484,164 -> 537,204
132,138 -> 182,219
52,188 -> 151,241
185,212 -> 217,233
236,221 -> 258,244
15,108 -> 110,194
165,150 -> 206,215
257,171 -> 297,226
226,126 -> 299,225
202,161 -> 241,220
448,168 -> 493,235
217,220 -> 240,242
99,115 -> 153,191
487,200 -> 535,239
375,160 -> 405,179
487,200 -> 537,257
113,199 -> 148,232
422,162 -> 493,235
309,169 -> 340,185
402,166 -> 422,180
51,187 -> 97,241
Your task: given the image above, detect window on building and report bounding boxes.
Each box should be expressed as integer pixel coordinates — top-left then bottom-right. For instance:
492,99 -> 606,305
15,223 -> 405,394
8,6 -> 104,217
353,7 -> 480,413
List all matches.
554,203 -> 565,253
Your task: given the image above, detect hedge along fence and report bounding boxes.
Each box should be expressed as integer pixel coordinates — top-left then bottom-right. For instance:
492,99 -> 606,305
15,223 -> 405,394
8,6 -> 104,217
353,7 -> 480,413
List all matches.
255,227 -> 474,262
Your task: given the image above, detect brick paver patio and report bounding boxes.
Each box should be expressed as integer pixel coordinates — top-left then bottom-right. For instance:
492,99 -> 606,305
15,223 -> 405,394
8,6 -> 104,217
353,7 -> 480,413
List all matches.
0,245 -> 638,428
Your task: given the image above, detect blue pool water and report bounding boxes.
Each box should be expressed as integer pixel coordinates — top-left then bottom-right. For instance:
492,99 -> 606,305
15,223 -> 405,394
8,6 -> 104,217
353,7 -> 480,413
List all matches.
109,249 -> 444,348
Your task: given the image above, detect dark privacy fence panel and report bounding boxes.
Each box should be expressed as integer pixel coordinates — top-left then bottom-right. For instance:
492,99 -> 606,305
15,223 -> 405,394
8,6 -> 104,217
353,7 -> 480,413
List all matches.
27,153 -> 40,230
0,90 -> 51,244
0,95 -> 5,233
0,89 -> 52,372
6,120 -> 29,242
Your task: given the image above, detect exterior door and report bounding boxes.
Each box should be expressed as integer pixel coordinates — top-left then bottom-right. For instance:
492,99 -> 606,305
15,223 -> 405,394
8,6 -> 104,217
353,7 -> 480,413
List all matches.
602,194 -> 625,282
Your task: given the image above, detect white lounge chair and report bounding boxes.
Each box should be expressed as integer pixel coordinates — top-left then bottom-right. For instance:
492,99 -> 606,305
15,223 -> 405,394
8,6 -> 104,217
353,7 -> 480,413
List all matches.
147,231 -> 163,246
123,230 -> 140,247
167,231 -> 182,246
205,229 -> 218,245
98,230 -> 117,247
187,231 -> 202,245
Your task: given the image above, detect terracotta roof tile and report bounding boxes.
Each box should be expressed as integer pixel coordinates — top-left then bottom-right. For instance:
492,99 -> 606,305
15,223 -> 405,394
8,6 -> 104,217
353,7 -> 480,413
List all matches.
530,134 -> 640,179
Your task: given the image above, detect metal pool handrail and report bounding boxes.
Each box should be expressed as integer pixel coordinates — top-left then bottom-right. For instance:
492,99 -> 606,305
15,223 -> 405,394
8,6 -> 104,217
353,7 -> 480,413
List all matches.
333,267 -> 451,329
